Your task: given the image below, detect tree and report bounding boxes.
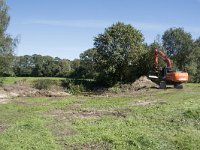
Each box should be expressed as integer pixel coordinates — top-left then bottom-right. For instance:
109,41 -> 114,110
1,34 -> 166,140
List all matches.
138,43 -> 161,75
32,54 -> 44,76
188,38 -> 200,82
55,59 -> 71,77
13,55 -> 33,76
69,59 -> 81,78
0,0 -> 17,76
162,28 -> 193,70
79,48 -> 97,79
13,55 -> 72,77
94,22 -> 145,85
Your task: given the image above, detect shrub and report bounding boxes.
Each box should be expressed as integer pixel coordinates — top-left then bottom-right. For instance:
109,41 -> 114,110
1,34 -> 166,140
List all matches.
61,79 -> 85,94
65,84 -> 85,94
33,79 -> 59,90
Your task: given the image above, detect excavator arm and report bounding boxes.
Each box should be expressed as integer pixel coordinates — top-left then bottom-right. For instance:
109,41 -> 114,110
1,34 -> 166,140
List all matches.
154,48 -> 172,70
149,48 -> 172,79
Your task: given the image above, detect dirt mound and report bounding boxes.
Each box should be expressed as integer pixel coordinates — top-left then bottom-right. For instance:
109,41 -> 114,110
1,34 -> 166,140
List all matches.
0,83 -> 70,104
0,88 -> 10,104
37,90 -> 70,97
131,76 -> 158,90
3,85 -> 38,97
105,76 -> 159,96
3,84 -> 70,98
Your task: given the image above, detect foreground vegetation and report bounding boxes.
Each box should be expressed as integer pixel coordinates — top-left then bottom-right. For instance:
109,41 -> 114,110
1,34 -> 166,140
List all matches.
0,84 -> 200,150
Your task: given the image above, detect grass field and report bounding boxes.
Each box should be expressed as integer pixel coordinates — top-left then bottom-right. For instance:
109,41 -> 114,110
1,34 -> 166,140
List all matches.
3,77 -> 66,85
0,84 -> 200,149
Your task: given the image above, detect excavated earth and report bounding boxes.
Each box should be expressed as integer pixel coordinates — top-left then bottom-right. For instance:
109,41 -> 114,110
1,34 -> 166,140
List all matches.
117,76 -> 158,93
130,76 -> 158,90
0,83 -> 70,104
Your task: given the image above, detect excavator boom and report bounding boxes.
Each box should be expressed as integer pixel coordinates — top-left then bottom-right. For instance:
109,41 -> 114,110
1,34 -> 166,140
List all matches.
154,48 -> 172,69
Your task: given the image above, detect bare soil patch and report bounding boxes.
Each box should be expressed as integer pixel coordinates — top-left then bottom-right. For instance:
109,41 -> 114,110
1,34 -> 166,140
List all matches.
130,99 -> 167,106
121,76 -> 158,91
0,83 -> 70,104
0,98 -> 10,104
3,84 -> 38,97
37,90 -> 70,97
130,100 -> 158,106
0,123 -> 7,133
3,84 -> 70,97
104,76 -> 159,97
0,88 -> 10,104
47,108 -> 130,121
74,109 -> 128,118
131,76 -> 158,90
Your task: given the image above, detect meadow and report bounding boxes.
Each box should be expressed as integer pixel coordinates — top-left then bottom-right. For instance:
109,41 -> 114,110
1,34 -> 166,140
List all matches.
0,80 -> 200,150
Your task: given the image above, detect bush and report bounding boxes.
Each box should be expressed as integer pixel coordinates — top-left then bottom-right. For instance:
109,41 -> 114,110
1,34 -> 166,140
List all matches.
33,79 -> 59,90
61,79 -> 85,94
65,84 -> 85,94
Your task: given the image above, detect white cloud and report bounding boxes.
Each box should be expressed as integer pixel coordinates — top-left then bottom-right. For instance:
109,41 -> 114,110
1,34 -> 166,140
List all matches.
21,19 -> 200,34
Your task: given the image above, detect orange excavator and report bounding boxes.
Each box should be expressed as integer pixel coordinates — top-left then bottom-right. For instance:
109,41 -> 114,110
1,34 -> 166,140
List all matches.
149,48 -> 188,89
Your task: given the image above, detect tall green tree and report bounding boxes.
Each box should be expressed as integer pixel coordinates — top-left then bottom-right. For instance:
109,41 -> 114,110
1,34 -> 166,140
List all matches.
94,22 -> 145,85
162,28 -> 193,70
13,55 -> 72,77
188,38 -> 200,82
69,59 -> 81,78
79,48 -> 97,79
55,59 -> 71,77
13,55 -> 33,76
32,54 -> 44,76
0,0 -> 17,76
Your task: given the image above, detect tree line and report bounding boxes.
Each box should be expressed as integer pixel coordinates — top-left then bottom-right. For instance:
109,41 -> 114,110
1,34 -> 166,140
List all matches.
0,53 -> 83,78
13,55 -> 73,77
0,0 -> 200,86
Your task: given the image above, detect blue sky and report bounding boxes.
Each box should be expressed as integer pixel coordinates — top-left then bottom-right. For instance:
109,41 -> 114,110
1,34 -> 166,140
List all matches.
7,0 -> 200,60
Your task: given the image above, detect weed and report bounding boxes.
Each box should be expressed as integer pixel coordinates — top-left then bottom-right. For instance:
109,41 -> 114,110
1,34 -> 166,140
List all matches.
183,109 -> 200,120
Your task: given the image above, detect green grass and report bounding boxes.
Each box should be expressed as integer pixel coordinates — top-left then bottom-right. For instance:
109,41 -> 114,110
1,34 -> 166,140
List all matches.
3,77 -> 66,85
0,84 -> 200,149
185,83 -> 200,87
0,117 -> 59,150
0,97 -> 73,150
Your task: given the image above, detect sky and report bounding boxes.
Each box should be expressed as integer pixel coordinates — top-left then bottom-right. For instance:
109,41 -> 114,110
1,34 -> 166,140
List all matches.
6,0 -> 200,60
